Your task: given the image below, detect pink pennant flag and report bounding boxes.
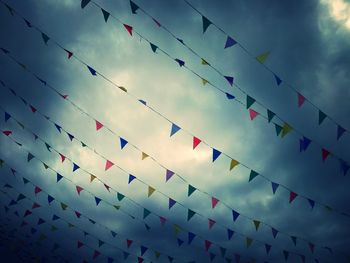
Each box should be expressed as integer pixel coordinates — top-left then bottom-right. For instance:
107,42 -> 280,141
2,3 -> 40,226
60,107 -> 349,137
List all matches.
211,197 -> 219,209
32,202 -> 40,209
193,136 -> 201,149
105,160 -> 114,171
75,211 -> 81,218
208,218 -> 216,229
76,186 -> 84,195
95,120 -> 103,131
64,49 -> 73,59
205,240 -> 212,251
297,93 -> 305,108
92,250 -> 100,260
123,24 -> 133,36
59,153 -> 66,163
249,109 -> 259,120
2,130 -> 12,136
159,216 -> 167,226
289,191 -> 298,203
60,94 -> 68,99
34,186 -> 42,195
138,257 -> 144,263
322,148 -> 330,162
126,239 -> 133,248
30,105 -> 37,113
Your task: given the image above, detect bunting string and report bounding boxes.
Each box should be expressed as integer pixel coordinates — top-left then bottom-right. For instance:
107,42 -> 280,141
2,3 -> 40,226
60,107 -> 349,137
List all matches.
181,0 -> 349,140
1,83 -> 345,258
1,128 -> 266,263
1,0 -> 348,172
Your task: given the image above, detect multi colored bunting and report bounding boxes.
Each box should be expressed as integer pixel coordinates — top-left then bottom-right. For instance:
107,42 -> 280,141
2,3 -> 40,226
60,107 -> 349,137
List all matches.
224,76 -> 234,86
128,174 -> 136,184
322,148 -> 330,162
168,198 -> 176,209
271,182 -> 279,194
232,210 -> 240,221
208,218 -> 216,229
337,125 -> 345,140
281,123 -> 292,138
188,232 -> 196,244
188,185 -> 196,197
87,65 -> 97,76
147,186 -> 155,197
227,229 -> 234,240
175,58 -> 185,67
248,170 -> 259,182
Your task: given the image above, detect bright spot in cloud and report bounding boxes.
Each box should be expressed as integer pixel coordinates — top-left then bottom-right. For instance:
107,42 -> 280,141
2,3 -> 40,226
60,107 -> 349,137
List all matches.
322,0 -> 350,29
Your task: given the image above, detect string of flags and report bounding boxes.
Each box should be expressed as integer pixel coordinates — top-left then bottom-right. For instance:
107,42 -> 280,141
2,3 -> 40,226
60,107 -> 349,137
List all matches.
0,178 -> 174,263
1,130 -> 270,263
1,0 -> 348,172
181,0 -> 349,141
1,86 -> 346,258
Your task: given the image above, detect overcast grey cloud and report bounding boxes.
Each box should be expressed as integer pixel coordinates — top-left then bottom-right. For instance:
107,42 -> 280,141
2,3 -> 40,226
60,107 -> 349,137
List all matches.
0,0 -> 350,262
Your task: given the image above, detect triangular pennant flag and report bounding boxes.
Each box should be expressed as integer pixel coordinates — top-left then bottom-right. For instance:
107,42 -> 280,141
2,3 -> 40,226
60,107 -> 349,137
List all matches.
95,120 -> 103,131
319,110 -> 327,125
226,93 -> 235,100
274,74 -> 282,86
267,109 -> 275,122
101,8 -> 110,22
150,43 -> 158,53
246,237 -> 253,248
64,49 -> 73,59
297,93 -> 305,107
175,58 -> 185,67
128,174 -> 136,184
120,137 -> 128,149
224,76 -> 234,86
92,250 -> 100,260
322,148 -> 330,162
229,159 -> 239,171
123,252 -> 130,260
56,173 -> 63,182
291,236 -> 297,246
170,123 -> 181,137
87,66 -> 96,76
337,125 -> 346,140
76,186 -> 84,195
177,238 -> 184,246
188,185 -> 196,196
169,198 -> 176,209
59,153 -> 66,163
289,191 -> 298,203
224,36 -> 237,48
211,197 -> 219,208
72,163 -> 80,172
193,136 -> 201,149
275,124 -> 283,136
27,153 -> 35,162
143,208 -> 151,219
130,0 -> 139,14
126,239 -> 133,248
188,232 -> 196,244
271,182 -> 279,194
249,170 -> 259,182
232,210 -> 240,221
205,240 -> 212,251
75,211 -> 81,218
81,0 -> 90,8
246,95 -> 255,109
17,194 -> 26,201
165,169 -> 175,182
123,24 -> 133,36
117,192 -> 125,201
249,109 -> 259,120
37,218 -> 45,225
148,186 -> 155,197
212,148 -> 221,162
52,214 -> 60,221
60,203 -> 67,210
45,143 -> 51,152
187,209 -> 196,221
202,16 -> 212,33
265,244 -> 272,255
77,241 -> 84,248
159,216 -> 166,226
272,227 -> 278,238
2,130 -> 12,136
253,220 -> 261,231
30,105 -> 37,113
281,123 -> 292,138
283,250 -> 289,261
300,136 -> 312,152
48,195 -> 54,204
105,160 -> 114,171
95,197 -> 102,206
4,112 -> 11,122
201,58 -> 209,65
98,240 -> 104,247
201,78 -> 209,85
41,33 -> 50,45
32,202 -> 40,209
227,228 -> 234,240
24,210 -> 32,217
256,52 -> 270,63
308,198 -> 315,209
34,186 -> 42,195
173,224 -> 181,235
138,257 -> 144,263
340,159 -> 350,175
208,218 -> 216,229
88,174 -> 95,183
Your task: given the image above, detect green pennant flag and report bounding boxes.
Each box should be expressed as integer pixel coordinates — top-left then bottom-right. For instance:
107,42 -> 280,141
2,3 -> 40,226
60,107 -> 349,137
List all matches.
249,170 -> 259,182
117,193 -> 125,201
319,110 -> 327,125
188,185 -> 196,197
60,203 -> 67,210
281,123 -> 292,138
150,43 -> 158,53
275,124 -> 282,136
187,209 -> 196,221
98,240 -> 104,247
42,163 -> 49,169
81,142 -> 87,147
51,226 -> 58,232
256,52 -> 270,63
202,16 -> 212,33
0,159 -> 4,168
253,220 -> 260,231
246,95 -> 255,109
130,0 -> 139,14
113,205 -> 121,210
246,237 -> 253,248
267,109 -> 275,123
101,8 -> 110,22
143,208 -> 151,219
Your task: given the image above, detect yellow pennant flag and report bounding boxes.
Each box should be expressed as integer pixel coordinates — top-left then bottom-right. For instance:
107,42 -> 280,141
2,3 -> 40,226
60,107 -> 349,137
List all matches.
141,152 -> 149,160
229,159 -> 239,171
60,202 -> 68,210
201,58 -> 209,65
281,123 -> 293,138
90,174 -> 97,182
256,52 -> 270,63
173,224 -> 181,235
148,186 -> 156,197
119,86 -> 127,92
202,78 -> 209,85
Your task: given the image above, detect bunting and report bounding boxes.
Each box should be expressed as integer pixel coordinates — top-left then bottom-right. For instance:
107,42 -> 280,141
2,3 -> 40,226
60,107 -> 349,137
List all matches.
202,16 -> 212,33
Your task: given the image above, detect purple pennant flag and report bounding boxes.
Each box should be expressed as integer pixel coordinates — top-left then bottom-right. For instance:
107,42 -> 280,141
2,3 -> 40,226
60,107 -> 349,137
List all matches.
274,74 -> 282,86
224,36 -> 237,48
188,232 -> 196,244
227,228 -> 234,240
337,125 -> 346,140
271,182 -> 279,194
224,76 -> 234,86
168,198 -> 176,209
165,169 -> 175,182
271,227 -> 278,238
307,198 -> 315,209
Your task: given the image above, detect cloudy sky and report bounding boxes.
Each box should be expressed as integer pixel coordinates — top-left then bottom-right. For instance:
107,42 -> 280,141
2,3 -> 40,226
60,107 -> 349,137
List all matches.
0,0 -> 350,262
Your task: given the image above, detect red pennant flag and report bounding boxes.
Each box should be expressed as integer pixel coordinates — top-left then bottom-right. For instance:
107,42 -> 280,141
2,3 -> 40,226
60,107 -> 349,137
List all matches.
95,120 -> 103,131
249,109 -> 259,120
32,202 -> 40,209
75,211 -> 81,218
123,24 -> 133,36
138,257 -> 144,263
126,239 -> 133,248
2,130 -> 12,136
59,153 -> 66,163
92,250 -> 100,260
289,191 -> 298,203
60,94 -> 68,99
76,186 -> 84,195
208,218 -> 216,229
30,105 -> 37,113
297,93 -> 305,108
105,160 -> 114,171
322,148 -> 330,162
64,49 -> 73,59
153,18 -> 161,27
193,136 -> 201,149
204,240 -> 212,251
77,241 -> 84,248
34,186 -> 42,195
211,197 -> 219,209
159,216 -> 167,226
